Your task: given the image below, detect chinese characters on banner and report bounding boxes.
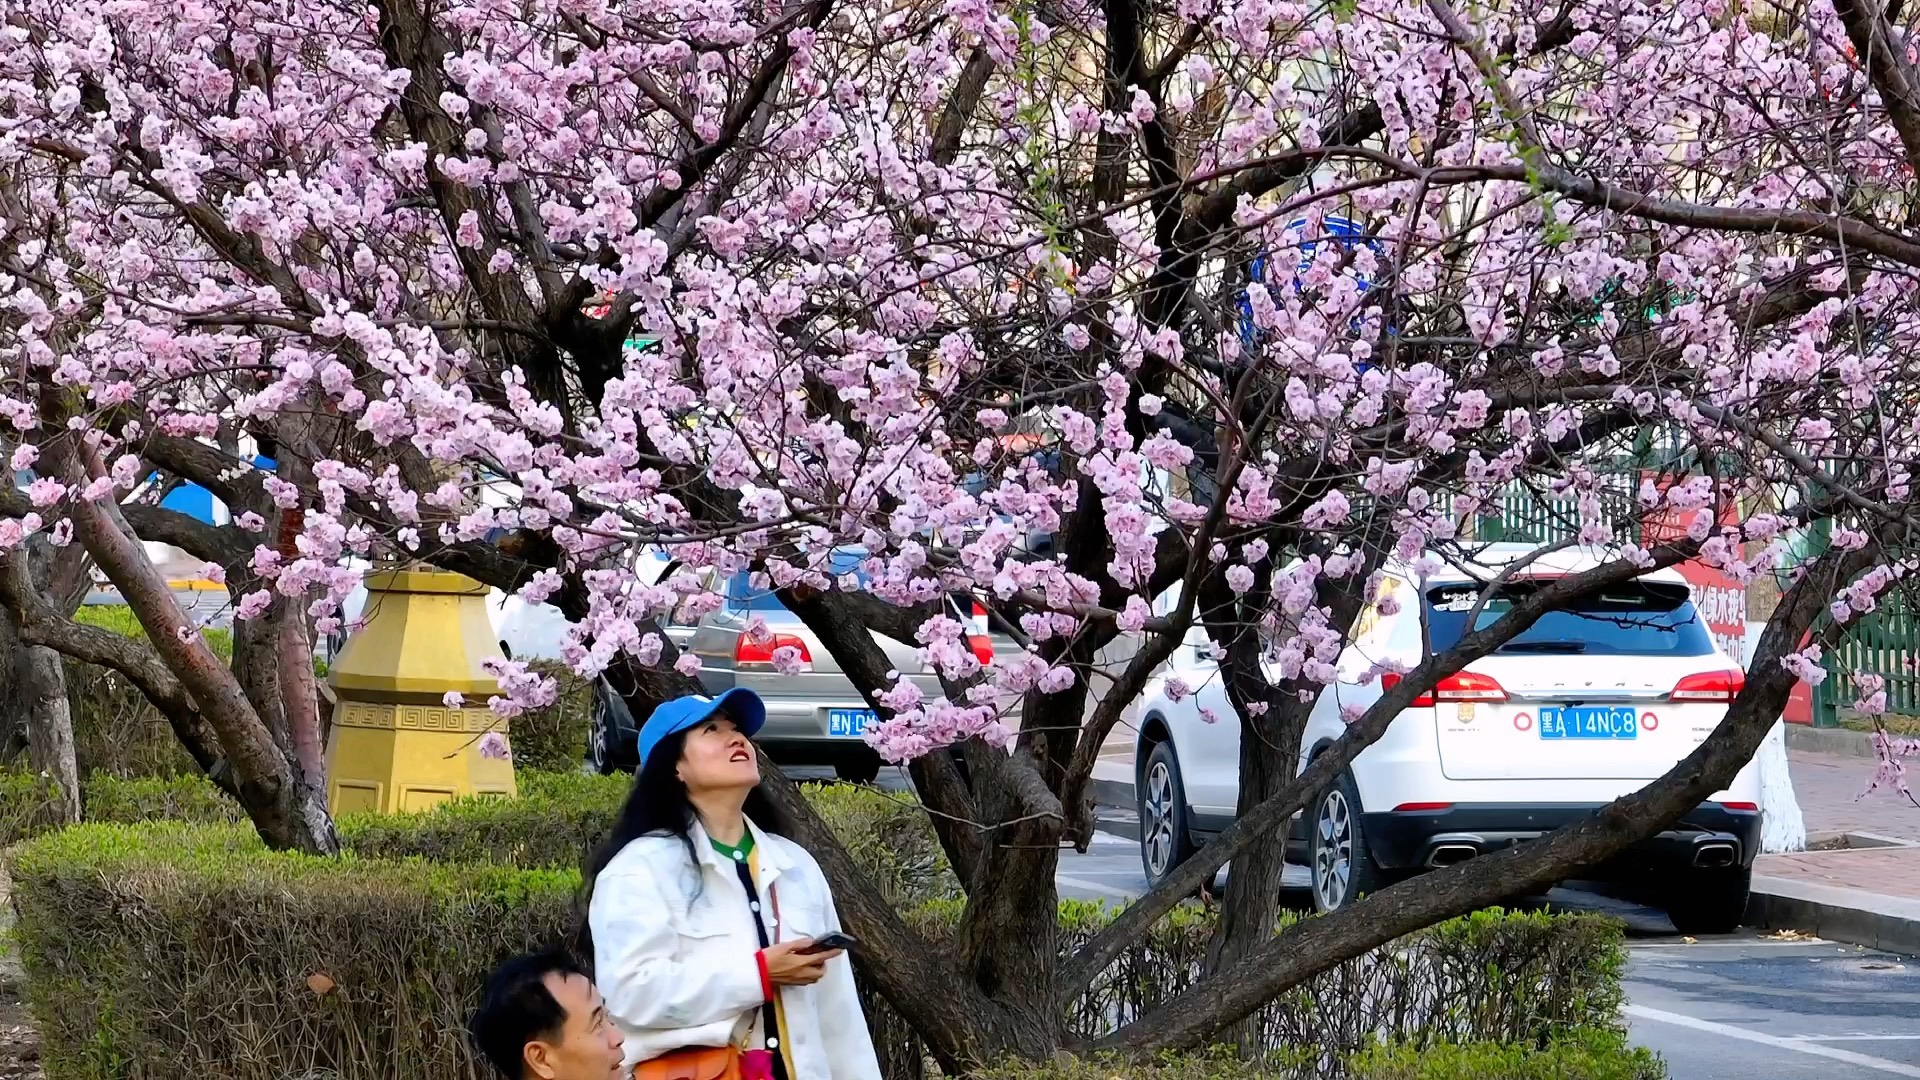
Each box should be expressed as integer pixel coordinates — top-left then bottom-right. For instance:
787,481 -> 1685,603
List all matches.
1635,471 -> 1763,701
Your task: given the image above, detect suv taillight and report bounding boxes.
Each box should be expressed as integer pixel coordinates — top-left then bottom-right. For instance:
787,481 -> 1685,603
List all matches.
1382,671 -> 1508,707
1670,669 -> 1744,702
968,635 -> 993,666
736,634 -> 812,670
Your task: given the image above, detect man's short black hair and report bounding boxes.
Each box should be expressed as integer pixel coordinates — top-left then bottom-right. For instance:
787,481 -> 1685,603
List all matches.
470,947 -> 590,1079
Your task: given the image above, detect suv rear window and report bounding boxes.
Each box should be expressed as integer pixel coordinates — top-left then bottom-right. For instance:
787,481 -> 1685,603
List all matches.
1424,580 -> 1712,657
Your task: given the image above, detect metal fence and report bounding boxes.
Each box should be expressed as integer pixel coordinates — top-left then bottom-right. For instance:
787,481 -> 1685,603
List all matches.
1815,589 -> 1920,724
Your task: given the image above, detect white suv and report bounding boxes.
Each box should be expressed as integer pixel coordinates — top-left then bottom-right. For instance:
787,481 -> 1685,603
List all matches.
1133,544 -> 1762,934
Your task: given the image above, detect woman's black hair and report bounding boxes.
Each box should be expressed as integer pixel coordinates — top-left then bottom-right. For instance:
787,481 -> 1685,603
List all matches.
573,716 -> 788,963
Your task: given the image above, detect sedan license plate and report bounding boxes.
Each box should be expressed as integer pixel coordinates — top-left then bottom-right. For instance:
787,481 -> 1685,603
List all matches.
827,709 -> 876,738
1538,706 -> 1638,740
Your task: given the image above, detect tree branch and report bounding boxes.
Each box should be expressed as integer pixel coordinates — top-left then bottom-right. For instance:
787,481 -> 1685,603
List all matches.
1105,541 -> 1876,1051
1057,538 -> 1706,1003
1833,0 -> 1920,178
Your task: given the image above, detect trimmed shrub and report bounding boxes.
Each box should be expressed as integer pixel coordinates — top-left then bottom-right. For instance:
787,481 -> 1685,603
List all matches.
1347,1030 -> 1665,1080
0,771 -> 243,847
10,823 -> 570,1080
10,785 -> 1623,1080
974,1031 -> 1665,1079
866,902 -> 1627,1074
336,769 -> 625,870
339,772 -> 961,904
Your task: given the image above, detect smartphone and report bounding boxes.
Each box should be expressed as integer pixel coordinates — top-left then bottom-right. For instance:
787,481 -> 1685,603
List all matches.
800,931 -> 856,954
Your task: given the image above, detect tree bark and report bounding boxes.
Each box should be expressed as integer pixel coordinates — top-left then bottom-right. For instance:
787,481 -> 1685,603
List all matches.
1100,543 -> 1872,1052
43,429 -> 337,854
19,644 -> 79,825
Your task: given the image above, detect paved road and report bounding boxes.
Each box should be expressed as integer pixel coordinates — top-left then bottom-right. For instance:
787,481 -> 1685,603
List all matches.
848,767 -> 1920,1078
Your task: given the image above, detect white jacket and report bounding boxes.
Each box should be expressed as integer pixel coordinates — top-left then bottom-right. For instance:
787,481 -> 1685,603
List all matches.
589,818 -> 883,1079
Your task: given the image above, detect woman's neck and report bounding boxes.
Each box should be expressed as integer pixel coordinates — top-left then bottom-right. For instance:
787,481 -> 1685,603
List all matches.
690,791 -> 749,847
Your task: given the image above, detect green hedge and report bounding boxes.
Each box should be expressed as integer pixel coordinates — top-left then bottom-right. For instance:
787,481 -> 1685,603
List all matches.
63,607 -> 585,778
0,771 -> 243,847
10,782 -> 1630,1079
64,607 -> 228,779
874,902 -> 1626,1073
10,823 -> 572,1079
340,771 -> 960,905
977,1031 -> 1664,1079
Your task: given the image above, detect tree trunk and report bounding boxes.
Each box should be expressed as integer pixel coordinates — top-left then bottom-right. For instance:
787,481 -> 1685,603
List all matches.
20,644 -> 80,825
43,428 -> 339,855
0,609 -> 34,766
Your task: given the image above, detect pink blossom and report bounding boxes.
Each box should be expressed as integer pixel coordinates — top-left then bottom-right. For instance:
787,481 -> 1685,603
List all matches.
236,590 -> 274,621
1225,565 -> 1256,594
478,732 -> 512,760
26,477 -> 64,508
443,691 -> 466,709
1037,666 -> 1076,693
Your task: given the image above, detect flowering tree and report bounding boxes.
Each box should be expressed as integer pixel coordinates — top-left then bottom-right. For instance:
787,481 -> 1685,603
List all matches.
4,0 -> 1918,1063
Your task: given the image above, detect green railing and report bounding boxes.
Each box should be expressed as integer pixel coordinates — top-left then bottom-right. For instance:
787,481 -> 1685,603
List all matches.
1815,589 -> 1920,725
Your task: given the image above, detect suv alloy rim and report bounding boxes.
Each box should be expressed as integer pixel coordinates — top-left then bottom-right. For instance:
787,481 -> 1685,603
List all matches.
1143,759 -> 1176,877
588,704 -> 609,771
1313,788 -> 1353,909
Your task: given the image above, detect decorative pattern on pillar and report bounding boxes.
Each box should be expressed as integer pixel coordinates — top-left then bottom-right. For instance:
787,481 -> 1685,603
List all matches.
323,567 -> 517,814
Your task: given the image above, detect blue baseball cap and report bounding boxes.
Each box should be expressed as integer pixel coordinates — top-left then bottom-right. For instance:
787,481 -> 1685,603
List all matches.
637,689 -> 767,769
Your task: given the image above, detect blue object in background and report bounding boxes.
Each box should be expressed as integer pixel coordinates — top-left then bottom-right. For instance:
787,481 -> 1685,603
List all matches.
146,454 -> 276,526
1238,214 -> 1387,349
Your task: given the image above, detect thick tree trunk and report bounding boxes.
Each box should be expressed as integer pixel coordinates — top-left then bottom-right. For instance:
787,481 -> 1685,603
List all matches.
44,429 -> 338,855
20,644 -> 80,825
0,610 -> 35,766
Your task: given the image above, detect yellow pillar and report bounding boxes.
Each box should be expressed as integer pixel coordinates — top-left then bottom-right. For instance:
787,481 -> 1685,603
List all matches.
323,567 -> 518,814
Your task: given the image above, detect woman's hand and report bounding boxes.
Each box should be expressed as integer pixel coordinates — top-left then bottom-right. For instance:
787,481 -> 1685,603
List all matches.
760,939 -> 842,987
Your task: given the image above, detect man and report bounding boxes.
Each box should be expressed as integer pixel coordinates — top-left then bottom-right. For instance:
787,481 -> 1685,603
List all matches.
471,948 -> 626,1080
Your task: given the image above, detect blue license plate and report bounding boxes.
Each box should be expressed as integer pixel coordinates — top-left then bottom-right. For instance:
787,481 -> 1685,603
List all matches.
1538,706 -> 1639,740
827,709 -> 876,738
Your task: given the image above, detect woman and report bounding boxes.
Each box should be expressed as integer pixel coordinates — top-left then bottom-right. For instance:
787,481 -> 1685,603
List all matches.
582,688 -> 882,1079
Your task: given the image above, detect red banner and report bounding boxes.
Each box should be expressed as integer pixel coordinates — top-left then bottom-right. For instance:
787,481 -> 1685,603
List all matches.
1636,471 -> 1749,665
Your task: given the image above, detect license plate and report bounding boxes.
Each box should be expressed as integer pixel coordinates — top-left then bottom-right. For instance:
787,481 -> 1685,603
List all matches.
1539,706 -> 1639,740
827,709 -> 876,738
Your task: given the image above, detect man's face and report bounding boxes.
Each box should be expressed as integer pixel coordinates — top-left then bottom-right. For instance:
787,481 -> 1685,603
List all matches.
524,972 -> 625,1080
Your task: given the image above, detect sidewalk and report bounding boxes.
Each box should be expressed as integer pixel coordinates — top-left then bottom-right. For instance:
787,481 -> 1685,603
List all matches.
1750,747 -> 1920,952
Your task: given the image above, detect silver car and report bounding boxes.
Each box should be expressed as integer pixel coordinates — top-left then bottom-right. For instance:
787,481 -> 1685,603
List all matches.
588,559 -> 1018,782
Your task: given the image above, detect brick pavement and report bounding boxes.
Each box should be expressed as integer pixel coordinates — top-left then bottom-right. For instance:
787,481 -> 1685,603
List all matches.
1789,749 -> 1920,841
1758,749 -> 1920,901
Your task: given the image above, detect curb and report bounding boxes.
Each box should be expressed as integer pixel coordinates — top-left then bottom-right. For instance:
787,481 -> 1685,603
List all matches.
1746,875 -> 1920,955
1785,724 -> 1881,759
1092,775 -> 1133,812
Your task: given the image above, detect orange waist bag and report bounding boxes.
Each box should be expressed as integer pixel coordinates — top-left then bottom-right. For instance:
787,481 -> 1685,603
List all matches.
635,1047 -> 741,1080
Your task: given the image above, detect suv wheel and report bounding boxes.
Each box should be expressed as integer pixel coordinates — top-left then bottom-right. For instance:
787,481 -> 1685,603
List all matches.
1309,772 -> 1384,912
587,693 -> 617,775
1139,740 -> 1198,883
1664,868 -> 1752,935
